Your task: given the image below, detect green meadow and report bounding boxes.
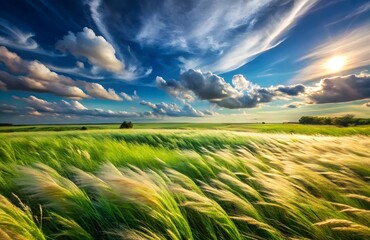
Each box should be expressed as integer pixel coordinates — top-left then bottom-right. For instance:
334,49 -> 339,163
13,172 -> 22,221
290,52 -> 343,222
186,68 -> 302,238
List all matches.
2,123 -> 370,136
0,128 -> 369,239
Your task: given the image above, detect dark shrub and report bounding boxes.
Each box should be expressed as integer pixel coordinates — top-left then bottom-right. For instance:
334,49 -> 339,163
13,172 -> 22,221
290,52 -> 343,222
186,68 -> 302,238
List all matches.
81,126 -> 87,130
120,121 -> 133,129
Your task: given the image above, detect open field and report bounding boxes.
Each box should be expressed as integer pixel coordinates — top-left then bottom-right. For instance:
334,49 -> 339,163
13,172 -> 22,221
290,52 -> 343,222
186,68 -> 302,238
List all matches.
1,123 -> 370,136
0,129 -> 369,239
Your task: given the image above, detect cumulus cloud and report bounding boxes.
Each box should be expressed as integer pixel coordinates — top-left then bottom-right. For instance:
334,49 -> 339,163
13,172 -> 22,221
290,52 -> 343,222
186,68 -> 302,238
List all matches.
0,46 -> 122,101
232,75 -> 250,91
82,82 -> 122,101
306,73 -> 370,104
56,27 -> 123,73
155,76 -> 194,102
0,70 -> 89,99
157,69 -> 307,109
180,70 -> 240,100
140,100 -> 213,117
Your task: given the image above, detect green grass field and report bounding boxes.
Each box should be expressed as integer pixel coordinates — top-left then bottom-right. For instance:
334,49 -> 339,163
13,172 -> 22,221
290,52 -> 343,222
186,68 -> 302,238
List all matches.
0,129 -> 369,239
2,123 -> 370,136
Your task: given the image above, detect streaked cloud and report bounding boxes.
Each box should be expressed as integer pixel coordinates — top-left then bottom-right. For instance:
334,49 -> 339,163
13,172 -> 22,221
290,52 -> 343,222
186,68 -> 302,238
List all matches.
95,0 -> 317,74
120,91 -> 140,102
293,22 -> 370,82
5,95 -> 213,119
0,19 -> 38,51
14,95 -> 139,118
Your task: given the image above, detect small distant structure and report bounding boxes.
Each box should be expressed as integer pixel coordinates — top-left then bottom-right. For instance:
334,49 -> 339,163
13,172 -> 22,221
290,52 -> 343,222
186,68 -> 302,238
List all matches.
120,121 -> 133,129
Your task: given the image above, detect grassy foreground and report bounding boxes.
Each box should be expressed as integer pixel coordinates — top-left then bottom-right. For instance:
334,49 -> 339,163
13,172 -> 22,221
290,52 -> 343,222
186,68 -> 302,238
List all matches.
0,130 -> 369,239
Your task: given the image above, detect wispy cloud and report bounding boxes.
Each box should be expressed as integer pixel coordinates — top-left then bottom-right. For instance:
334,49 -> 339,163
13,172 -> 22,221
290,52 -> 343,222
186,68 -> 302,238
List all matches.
87,0 -> 151,80
0,18 -> 62,56
293,22 -> 370,82
123,0 -> 316,73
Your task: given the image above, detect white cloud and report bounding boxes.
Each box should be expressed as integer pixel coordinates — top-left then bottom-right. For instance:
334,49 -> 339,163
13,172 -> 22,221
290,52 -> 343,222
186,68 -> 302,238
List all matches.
232,75 -> 250,91
120,92 -> 133,101
56,27 -> 123,73
83,82 -> 122,101
140,100 -> 213,117
0,46 -> 123,101
76,61 -> 84,68
0,19 -> 38,51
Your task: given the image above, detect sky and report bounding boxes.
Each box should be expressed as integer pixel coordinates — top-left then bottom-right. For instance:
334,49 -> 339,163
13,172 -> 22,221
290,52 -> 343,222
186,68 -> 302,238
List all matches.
0,0 -> 369,124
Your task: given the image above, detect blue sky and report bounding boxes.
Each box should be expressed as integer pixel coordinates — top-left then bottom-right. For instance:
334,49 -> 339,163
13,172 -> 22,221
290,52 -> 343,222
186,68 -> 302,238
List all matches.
0,0 -> 369,124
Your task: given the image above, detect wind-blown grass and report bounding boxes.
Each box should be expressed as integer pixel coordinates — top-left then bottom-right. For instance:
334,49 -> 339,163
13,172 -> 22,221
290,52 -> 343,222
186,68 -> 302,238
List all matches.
0,130 -> 369,239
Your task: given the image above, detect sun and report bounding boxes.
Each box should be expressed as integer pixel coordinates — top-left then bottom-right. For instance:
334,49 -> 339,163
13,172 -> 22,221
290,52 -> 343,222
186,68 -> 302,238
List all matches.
325,56 -> 346,72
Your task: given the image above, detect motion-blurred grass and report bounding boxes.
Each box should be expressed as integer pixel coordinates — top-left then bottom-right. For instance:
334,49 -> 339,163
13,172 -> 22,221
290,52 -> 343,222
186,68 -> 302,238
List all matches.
0,130 -> 369,239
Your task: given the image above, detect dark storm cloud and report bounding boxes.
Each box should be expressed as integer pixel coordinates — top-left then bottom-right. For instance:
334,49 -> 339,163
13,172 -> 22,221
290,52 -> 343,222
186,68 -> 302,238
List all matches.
307,74 -> 370,104
180,69 -> 239,100
157,69 -> 307,109
275,84 -> 306,96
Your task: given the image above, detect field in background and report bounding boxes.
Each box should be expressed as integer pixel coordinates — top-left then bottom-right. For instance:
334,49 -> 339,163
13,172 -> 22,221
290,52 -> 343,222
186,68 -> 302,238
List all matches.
0,129 -> 369,239
1,123 -> 370,135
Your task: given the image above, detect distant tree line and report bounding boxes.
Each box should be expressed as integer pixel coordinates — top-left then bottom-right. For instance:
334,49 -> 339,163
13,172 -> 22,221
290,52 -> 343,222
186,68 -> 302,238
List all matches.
299,115 -> 370,127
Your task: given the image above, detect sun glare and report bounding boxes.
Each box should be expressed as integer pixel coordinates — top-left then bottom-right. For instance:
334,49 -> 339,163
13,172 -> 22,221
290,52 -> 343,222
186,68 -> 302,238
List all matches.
325,56 -> 346,72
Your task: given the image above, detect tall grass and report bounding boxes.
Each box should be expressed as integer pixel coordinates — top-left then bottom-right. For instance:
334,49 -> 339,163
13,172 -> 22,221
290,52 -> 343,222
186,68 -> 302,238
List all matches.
0,130 -> 369,239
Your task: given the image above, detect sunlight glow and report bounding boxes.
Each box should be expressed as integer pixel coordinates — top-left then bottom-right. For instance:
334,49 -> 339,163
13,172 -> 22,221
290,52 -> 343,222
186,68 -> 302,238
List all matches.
325,56 -> 346,72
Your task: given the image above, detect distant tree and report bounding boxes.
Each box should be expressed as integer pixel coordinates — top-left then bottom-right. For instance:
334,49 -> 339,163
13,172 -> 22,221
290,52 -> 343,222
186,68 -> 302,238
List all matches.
80,126 -> 87,130
333,114 -> 354,127
120,121 -> 133,129
262,122 -> 266,124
